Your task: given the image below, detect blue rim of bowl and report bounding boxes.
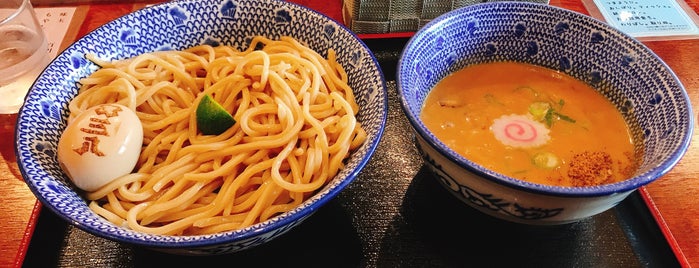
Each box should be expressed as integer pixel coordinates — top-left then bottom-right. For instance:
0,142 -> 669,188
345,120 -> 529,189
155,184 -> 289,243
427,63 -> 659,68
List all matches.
15,0 -> 387,248
397,1 -> 694,198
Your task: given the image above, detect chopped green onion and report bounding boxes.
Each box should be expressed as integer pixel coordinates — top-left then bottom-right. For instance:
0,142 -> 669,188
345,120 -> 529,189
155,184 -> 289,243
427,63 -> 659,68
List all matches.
554,112 -> 576,123
528,102 -> 551,122
532,152 -> 559,169
544,108 -> 555,127
530,99 -> 576,127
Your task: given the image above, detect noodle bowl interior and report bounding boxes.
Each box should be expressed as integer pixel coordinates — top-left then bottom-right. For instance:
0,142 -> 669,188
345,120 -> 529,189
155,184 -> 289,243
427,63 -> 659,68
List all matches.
420,62 -> 639,187
59,36 -> 367,236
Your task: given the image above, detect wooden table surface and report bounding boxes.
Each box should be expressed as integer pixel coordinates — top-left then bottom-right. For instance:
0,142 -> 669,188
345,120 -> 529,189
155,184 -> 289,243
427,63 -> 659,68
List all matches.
1,0 -> 697,267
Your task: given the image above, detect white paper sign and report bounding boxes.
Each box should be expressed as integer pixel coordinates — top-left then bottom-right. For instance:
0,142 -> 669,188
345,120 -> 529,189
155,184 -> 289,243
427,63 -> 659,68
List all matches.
35,7 -> 77,58
592,0 -> 699,38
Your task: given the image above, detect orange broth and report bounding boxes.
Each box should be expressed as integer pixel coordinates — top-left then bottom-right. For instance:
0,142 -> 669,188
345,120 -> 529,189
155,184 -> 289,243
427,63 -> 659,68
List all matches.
420,62 -> 638,187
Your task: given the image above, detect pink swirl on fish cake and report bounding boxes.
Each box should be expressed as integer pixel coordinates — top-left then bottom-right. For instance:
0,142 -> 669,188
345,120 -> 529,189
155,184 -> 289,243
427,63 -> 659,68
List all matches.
491,114 -> 550,148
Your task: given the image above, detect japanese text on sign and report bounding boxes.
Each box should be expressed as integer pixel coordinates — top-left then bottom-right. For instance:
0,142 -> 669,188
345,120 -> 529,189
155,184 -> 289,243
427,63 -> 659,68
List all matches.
592,0 -> 699,38
34,7 -> 77,58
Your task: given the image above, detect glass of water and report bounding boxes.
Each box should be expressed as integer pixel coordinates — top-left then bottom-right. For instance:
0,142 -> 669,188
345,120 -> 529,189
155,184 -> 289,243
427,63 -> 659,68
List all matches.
0,0 -> 49,114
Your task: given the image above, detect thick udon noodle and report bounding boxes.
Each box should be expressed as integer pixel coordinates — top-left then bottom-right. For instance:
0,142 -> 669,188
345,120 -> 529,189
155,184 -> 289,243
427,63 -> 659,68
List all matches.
68,36 -> 367,235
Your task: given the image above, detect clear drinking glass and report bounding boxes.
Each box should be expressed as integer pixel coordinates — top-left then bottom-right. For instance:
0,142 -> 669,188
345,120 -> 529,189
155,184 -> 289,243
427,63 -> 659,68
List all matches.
0,0 -> 50,114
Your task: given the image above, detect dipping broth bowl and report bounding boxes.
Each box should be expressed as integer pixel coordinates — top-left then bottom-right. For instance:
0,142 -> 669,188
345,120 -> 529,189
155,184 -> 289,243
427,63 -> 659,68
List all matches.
397,1 -> 693,225
15,0 -> 387,255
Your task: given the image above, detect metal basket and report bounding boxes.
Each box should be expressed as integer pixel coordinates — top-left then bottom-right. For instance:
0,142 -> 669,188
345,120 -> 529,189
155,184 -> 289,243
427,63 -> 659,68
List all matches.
342,0 -> 549,34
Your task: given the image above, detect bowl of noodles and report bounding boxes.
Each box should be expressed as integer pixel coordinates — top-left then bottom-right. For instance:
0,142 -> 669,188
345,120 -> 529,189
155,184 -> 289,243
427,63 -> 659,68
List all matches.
397,2 -> 693,225
15,0 -> 386,255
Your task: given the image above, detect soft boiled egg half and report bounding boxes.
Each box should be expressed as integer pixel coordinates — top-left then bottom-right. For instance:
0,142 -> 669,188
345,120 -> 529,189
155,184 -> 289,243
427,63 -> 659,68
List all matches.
57,104 -> 143,191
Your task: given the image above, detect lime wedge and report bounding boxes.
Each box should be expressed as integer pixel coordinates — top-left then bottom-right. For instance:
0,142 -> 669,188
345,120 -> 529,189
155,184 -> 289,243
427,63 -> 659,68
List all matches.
196,94 -> 236,135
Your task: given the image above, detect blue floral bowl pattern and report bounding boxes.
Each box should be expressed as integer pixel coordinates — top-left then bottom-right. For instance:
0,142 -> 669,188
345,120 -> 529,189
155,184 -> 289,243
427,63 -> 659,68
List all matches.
15,0 -> 387,254
397,2 -> 693,224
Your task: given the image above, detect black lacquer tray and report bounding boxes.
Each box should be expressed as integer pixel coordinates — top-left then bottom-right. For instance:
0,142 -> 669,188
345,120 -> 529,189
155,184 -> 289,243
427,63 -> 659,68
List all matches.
21,38 -> 679,268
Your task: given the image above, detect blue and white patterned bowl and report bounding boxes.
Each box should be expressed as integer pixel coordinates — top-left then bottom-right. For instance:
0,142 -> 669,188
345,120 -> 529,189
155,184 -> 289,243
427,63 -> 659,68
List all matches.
397,2 -> 693,224
15,0 -> 386,255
